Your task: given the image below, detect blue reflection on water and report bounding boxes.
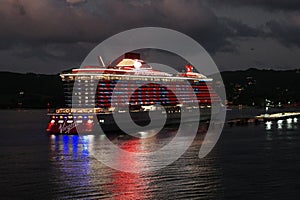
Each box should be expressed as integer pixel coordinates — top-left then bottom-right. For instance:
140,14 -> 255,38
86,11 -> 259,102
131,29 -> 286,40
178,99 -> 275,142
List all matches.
72,135 -> 78,158
49,134 -> 153,199
81,135 -> 90,157
50,135 -> 93,198
50,135 -> 91,161
63,135 -> 69,155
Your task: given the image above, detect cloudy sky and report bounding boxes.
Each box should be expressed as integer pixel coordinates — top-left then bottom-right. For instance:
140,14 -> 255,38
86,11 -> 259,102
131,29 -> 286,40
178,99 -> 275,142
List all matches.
1,0 -> 300,73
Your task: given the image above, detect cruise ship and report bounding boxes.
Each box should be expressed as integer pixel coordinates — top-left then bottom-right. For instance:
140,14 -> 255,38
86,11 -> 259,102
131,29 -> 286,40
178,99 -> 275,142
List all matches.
46,53 -> 219,134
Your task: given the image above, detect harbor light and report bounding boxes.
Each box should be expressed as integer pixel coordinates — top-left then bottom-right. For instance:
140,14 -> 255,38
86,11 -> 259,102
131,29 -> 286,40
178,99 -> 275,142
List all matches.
277,120 -> 283,124
286,118 -> 292,124
265,121 -> 272,130
277,121 -> 283,129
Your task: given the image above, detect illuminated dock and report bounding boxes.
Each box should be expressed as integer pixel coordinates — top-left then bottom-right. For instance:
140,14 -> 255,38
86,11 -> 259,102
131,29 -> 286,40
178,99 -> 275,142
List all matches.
255,112 -> 300,121
227,111 -> 300,126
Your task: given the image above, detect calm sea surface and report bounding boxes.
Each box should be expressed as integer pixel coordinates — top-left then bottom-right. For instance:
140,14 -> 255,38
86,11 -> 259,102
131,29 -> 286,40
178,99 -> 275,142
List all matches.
0,109 -> 299,199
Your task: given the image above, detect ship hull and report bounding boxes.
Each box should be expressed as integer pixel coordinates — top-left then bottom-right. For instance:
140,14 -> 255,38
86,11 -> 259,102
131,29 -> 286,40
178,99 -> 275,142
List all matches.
46,108 -> 211,135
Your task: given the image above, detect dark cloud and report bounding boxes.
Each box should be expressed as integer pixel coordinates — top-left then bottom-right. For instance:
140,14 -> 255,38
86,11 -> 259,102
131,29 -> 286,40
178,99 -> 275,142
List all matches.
0,42 -> 96,73
0,0 -> 109,43
214,17 -> 263,51
66,0 -> 86,4
0,0 -> 262,74
266,14 -> 300,47
209,0 -> 300,11
222,18 -> 261,37
0,0 -> 299,73
0,0 -> 258,51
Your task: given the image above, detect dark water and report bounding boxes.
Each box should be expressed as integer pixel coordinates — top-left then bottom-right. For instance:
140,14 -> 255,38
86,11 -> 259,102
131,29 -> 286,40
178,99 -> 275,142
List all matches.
0,109 -> 299,199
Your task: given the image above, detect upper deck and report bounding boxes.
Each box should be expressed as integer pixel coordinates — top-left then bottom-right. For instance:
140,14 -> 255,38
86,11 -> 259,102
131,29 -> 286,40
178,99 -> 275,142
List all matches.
60,53 -> 212,82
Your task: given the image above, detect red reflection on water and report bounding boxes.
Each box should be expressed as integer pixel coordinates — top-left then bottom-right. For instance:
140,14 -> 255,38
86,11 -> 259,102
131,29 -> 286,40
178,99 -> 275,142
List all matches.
105,138 -> 152,200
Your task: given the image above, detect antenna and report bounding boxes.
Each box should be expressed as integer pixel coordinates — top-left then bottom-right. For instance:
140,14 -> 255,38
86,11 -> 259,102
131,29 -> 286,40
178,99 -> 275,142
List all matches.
98,56 -> 105,68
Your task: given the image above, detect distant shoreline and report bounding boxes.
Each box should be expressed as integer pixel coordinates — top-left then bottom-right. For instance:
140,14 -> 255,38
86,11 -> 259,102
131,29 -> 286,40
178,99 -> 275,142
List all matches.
0,68 -> 299,109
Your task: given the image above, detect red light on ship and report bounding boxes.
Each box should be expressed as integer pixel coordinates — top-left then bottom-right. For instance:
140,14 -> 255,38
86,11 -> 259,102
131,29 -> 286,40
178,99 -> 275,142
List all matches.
185,64 -> 193,73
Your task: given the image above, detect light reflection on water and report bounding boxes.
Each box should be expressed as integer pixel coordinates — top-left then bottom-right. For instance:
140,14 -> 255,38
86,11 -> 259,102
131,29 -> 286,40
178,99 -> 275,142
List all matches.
265,118 -> 299,131
47,116 -> 300,199
50,135 -> 90,160
48,134 -> 160,199
49,135 -> 94,198
48,126 -> 223,199
1,109 -> 300,199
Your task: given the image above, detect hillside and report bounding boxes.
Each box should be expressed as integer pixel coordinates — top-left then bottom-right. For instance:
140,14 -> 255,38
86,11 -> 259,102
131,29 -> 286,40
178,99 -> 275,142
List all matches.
0,69 -> 299,108
219,68 -> 300,106
0,72 -> 64,109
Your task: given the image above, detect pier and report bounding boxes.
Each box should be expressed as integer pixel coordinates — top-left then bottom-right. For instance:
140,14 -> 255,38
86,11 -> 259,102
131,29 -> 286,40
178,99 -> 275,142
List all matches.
227,111 -> 300,126
255,112 -> 300,121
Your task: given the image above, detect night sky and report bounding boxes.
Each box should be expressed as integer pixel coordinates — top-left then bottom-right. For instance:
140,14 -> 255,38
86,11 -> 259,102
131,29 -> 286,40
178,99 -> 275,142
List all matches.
1,0 -> 300,74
